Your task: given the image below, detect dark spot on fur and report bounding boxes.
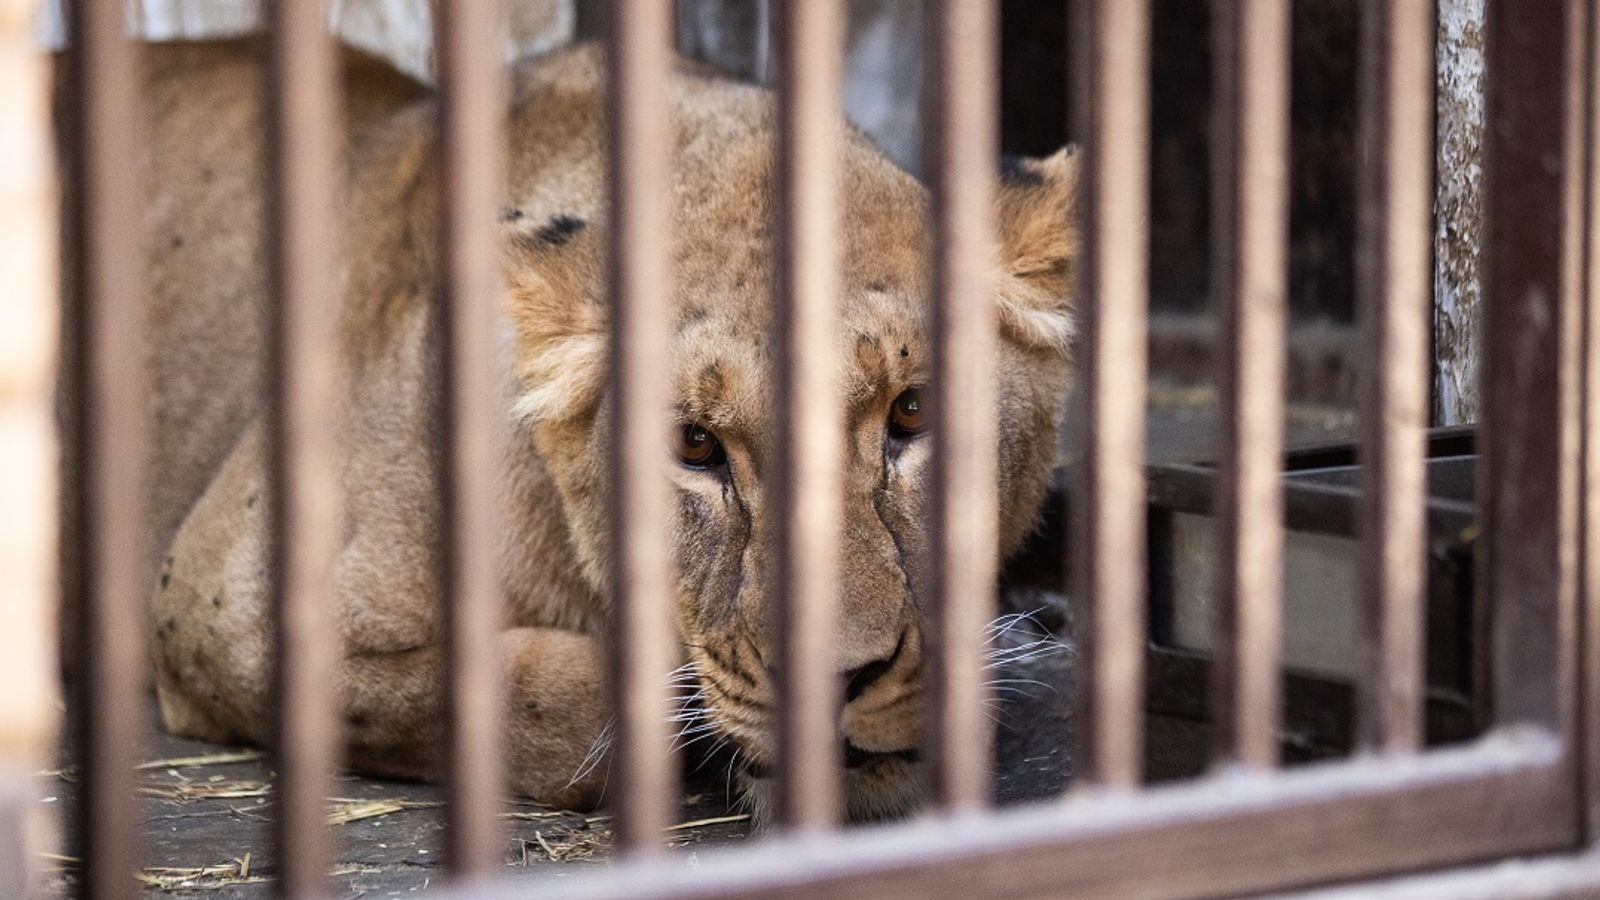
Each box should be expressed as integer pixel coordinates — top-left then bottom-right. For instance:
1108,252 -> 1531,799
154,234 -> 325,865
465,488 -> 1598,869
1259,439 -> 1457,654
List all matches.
161,617 -> 175,635
160,572 -> 170,589
696,363 -> 725,402
899,345 -> 909,358
346,710 -> 370,728
246,493 -> 257,509
1000,154 -> 1045,187
212,594 -> 223,609
536,214 -> 586,246
200,166 -> 215,183
681,304 -> 709,323
867,281 -> 887,293
205,624 -> 216,636
498,206 -> 523,222
171,235 -> 184,249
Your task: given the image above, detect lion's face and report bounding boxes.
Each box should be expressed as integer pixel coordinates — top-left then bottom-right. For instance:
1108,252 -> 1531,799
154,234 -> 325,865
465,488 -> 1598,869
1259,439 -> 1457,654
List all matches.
505,136 -> 1077,822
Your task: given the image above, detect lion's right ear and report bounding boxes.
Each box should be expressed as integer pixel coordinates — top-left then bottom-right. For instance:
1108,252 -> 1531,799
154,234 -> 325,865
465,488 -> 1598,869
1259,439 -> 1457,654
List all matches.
501,213 -> 609,425
994,147 -> 1079,353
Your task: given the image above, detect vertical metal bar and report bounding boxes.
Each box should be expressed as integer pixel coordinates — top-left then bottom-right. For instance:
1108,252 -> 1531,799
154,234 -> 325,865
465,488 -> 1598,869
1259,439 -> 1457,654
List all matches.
434,0 -> 509,877
1071,0 -> 1150,791
925,0 -> 999,812
1354,0 -> 1433,755
264,0 -> 344,894
62,0 -> 146,894
1584,0 -> 1600,841
1210,0 -> 1290,771
607,0 -> 678,855
772,0 -> 844,830
1480,0 -> 1582,739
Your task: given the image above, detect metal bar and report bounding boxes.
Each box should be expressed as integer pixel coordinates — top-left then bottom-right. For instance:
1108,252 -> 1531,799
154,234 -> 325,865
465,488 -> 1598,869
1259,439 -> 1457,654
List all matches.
1480,0 -> 1583,737
1070,0 -> 1150,790
771,0 -> 844,830
1584,0 -> 1600,842
924,0 -> 999,812
1354,0 -> 1433,754
264,0 -> 345,893
1209,0 -> 1290,770
434,0 -> 509,877
62,0 -> 147,894
467,734 -> 1574,900
607,0 -> 678,855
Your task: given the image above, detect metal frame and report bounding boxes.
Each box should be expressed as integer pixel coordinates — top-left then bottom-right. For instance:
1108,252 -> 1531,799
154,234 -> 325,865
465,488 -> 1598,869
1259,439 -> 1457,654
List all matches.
32,0 -> 1600,897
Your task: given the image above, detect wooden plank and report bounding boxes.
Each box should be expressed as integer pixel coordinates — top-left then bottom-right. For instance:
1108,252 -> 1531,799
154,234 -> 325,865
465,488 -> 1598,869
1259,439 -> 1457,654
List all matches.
60,0 -> 148,895
263,0 -> 345,894
1480,0 -> 1582,738
924,0 -> 1000,813
606,0 -> 679,855
1209,0 -> 1290,771
0,0 -> 58,890
1354,0 -> 1432,754
448,732 -> 1574,900
434,0 -> 511,877
771,0 -> 846,831
1584,0 -> 1600,842
1070,0 -> 1150,790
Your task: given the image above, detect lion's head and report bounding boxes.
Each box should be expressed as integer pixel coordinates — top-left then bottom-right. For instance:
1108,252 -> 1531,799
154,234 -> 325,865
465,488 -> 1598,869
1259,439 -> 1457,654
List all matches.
499,55 -> 1077,822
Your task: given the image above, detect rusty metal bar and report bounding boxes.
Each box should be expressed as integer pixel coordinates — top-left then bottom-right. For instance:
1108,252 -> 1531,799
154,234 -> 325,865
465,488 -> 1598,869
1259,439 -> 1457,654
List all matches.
1070,0 -> 1150,790
772,0 -> 845,830
264,0 -> 345,893
1210,0 -> 1290,771
1584,0 -> 1600,841
924,0 -> 999,813
434,0 -> 510,877
1353,0 -> 1432,755
62,0 -> 147,894
1480,0 -> 1582,737
607,0 -> 678,854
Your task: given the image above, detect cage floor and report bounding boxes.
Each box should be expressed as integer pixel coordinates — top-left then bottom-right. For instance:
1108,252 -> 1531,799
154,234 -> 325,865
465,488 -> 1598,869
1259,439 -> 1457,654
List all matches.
35,390 -> 1355,896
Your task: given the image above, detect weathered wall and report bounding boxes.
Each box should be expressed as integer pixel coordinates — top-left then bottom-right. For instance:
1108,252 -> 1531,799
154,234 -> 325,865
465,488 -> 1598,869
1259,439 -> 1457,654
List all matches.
1433,0 -> 1484,425
674,0 -> 926,175
38,0 -> 573,83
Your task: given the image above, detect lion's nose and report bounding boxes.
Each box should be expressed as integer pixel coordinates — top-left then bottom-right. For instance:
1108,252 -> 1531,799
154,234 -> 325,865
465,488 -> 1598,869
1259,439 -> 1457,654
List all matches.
842,631 -> 907,703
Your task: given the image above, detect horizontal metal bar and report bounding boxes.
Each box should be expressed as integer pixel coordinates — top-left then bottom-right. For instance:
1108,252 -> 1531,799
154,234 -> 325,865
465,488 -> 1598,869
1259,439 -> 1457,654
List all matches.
264,0 -> 346,894
445,730 -> 1575,900
434,0 -> 511,877
925,0 -> 1000,814
1071,0 -> 1151,790
772,0 -> 845,831
606,0 -> 679,855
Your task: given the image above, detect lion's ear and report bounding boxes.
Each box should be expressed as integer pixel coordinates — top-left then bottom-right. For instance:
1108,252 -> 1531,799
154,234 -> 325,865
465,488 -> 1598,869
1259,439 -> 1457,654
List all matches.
994,147 -> 1079,352
501,213 -> 609,424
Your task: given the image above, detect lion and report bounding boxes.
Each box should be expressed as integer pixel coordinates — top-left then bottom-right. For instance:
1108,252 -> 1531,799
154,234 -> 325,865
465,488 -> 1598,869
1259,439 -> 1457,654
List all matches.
142,39 -> 1078,822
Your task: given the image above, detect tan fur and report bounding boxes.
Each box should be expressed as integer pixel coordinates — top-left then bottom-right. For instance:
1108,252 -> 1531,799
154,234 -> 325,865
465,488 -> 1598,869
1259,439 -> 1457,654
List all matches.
146,41 -> 1078,820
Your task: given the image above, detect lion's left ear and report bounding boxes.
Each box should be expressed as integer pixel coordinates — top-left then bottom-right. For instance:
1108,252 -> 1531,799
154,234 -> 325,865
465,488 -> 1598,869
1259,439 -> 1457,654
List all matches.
993,147 -> 1079,352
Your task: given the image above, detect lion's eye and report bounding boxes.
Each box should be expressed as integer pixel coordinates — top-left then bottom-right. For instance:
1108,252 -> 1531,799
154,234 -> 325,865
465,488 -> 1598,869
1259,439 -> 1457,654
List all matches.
675,422 -> 726,468
888,388 -> 928,439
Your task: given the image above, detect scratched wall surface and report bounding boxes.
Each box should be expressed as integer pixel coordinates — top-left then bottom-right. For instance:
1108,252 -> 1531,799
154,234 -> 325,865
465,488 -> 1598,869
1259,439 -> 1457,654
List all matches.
36,0 -> 573,84
1433,0 -> 1485,426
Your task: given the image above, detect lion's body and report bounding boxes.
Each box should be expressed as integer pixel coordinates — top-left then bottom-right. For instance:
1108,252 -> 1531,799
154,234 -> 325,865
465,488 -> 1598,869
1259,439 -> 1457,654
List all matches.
147,41 -> 1077,818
